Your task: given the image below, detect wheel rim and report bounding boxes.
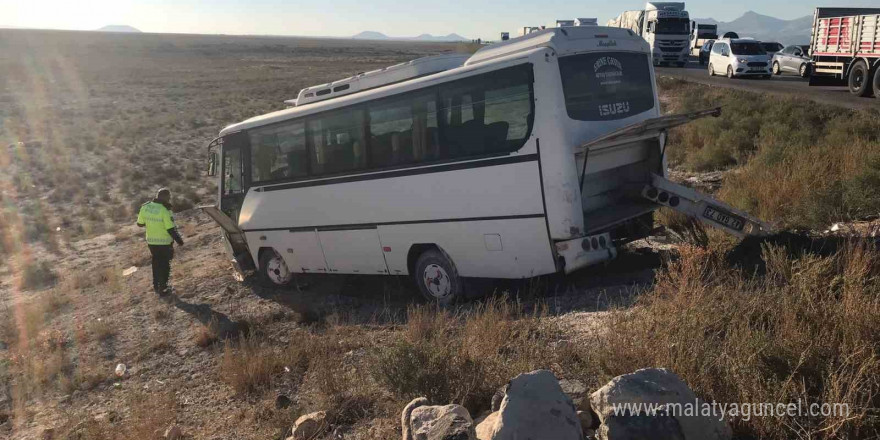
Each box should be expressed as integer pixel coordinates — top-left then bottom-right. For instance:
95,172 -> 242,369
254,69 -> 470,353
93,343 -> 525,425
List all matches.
800,65 -> 806,76
853,70 -> 865,90
423,264 -> 452,299
728,66 -> 733,77
773,63 -> 779,74
266,254 -> 292,285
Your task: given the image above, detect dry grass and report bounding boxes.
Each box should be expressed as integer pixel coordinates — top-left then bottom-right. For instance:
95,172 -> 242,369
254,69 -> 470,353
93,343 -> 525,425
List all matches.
659,77 -> 880,229
86,319 -> 116,342
193,318 -> 220,348
56,391 -> 178,440
591,241 -> 880,439
0,29 -> 455,245
208,242 -> 880,440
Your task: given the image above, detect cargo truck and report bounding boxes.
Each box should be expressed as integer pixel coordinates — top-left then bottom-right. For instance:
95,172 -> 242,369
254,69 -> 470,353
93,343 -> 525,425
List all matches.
809,7 -> 880,97
608,2 -> 691,66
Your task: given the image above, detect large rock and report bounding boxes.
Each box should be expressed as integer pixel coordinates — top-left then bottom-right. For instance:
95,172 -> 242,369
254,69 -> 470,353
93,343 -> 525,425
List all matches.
597,413 -> 684,440
409,404 -> 475,440
475,412 -> 499,440
589,368 -> 731,440
485,370 -> 583,440
292,411 -> 328,440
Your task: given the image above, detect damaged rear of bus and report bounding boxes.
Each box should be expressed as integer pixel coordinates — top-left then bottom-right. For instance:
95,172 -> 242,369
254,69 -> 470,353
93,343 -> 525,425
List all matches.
472,27 -> 770,273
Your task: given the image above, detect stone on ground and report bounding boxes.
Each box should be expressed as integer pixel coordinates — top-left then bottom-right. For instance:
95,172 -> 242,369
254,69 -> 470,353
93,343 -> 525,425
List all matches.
292,411 -> 328,440
402,397 -> 430,440
474,411 -> 499,440
589,368 -> 731,440
409,404 -> 475,440
488,369 -> 582,440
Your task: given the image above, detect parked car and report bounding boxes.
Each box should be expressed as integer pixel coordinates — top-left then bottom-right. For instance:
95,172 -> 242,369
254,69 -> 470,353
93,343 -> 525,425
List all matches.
698,39 -> 714,65
760,42 -> 784,54
708,38 -> 772,79
772,45 -> 812,78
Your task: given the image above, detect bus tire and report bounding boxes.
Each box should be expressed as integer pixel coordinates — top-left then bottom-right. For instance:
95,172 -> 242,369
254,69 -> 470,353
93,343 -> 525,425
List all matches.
413,248 -> 462,305
259,249 -> 293,287
873,66 -> 880,99
848,61 -> 871,97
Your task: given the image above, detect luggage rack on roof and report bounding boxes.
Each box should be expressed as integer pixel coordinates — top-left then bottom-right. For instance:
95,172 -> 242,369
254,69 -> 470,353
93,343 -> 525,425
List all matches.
284,53 -> 470,108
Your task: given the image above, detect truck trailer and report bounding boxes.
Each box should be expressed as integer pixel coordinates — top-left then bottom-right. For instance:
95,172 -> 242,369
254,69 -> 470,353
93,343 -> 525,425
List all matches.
608,2 -> 691,66
809,7 -> 880,97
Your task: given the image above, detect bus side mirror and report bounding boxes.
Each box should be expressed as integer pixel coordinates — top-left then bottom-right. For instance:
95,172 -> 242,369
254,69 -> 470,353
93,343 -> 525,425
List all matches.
208,151 -> 218,177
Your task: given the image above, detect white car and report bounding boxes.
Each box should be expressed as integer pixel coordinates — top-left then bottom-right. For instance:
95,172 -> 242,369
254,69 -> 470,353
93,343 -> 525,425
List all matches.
708,39 -> 772,79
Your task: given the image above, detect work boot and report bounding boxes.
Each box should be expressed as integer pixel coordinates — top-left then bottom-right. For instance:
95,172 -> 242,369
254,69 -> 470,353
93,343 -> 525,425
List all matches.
161,286 -> 174,296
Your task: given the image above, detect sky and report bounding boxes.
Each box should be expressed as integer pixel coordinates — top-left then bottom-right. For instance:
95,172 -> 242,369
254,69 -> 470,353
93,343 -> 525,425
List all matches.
3,0 -> 880,41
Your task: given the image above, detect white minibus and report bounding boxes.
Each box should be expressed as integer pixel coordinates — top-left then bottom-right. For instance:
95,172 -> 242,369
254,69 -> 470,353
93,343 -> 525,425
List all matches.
204,26 -> 769,303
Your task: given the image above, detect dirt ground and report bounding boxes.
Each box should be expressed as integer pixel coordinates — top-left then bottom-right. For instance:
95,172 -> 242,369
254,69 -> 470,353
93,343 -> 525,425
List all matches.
0,30 -> 670,440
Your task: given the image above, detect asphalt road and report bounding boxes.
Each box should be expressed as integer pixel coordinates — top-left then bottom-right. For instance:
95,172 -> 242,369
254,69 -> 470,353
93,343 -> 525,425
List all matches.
656,60 -> 880,112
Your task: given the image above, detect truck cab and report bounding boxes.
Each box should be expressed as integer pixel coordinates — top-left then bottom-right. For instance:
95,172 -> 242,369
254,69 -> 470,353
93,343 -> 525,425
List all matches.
643,2 -> 691,66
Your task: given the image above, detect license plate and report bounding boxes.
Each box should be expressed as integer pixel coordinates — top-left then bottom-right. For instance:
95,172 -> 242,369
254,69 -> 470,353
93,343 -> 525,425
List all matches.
703,205 -> 746,231
749,68 -> 765,72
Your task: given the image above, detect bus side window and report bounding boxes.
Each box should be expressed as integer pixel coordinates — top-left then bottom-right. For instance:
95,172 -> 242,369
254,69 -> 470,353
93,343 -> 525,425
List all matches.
439,64 -> 532,158
308,108 -> 366,176
368,92 -> 438,167
248,121 -> 307,183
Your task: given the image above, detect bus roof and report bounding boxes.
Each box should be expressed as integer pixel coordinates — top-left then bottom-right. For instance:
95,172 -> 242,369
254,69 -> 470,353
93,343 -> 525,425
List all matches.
219,26 -> 647,137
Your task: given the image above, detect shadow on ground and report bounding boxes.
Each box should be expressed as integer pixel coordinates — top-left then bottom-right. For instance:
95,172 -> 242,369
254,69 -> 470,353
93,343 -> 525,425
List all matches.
169,295 -> 249,339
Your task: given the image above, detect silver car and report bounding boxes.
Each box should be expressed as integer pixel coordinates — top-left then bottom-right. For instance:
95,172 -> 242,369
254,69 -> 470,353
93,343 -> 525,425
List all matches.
772,45 -> 812,77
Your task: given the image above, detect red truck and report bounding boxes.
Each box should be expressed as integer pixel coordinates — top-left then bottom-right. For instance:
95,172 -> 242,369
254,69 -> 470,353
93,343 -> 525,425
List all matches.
809,7 -> 880,98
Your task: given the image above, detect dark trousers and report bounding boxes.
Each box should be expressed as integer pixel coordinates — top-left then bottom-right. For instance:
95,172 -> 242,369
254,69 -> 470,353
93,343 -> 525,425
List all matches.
148,244 -> 174,292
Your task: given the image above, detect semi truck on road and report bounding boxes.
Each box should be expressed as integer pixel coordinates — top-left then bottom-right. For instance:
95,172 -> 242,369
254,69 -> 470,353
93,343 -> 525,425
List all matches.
608,2 -> 692,67
809,7 -> 880,98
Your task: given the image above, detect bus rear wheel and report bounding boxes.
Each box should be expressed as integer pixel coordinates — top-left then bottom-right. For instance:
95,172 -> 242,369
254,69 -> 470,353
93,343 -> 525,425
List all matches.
414,248 -> 462,305
259,249 -> 293,287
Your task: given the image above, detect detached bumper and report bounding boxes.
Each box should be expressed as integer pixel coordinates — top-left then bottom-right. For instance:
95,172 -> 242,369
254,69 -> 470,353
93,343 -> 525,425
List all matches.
554,232 -> 618,274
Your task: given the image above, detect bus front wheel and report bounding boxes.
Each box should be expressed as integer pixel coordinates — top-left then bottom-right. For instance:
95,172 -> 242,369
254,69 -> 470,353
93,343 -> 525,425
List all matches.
259,249 -> 293,287
414,248 -> 462,305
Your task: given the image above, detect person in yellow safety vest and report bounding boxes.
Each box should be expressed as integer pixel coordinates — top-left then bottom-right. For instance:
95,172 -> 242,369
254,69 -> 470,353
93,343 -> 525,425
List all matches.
136,188 -> 184,295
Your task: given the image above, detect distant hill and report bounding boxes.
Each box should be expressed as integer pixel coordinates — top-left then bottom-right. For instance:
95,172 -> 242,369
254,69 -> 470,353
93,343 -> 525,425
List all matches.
352,31 -> 389,40
694,11 -> 812,45
353,31 -> 469,42
97,25 -> 142,33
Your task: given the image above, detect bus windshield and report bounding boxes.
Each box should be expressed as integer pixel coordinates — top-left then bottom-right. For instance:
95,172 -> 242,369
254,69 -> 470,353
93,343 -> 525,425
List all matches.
655,18 -> 689,35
